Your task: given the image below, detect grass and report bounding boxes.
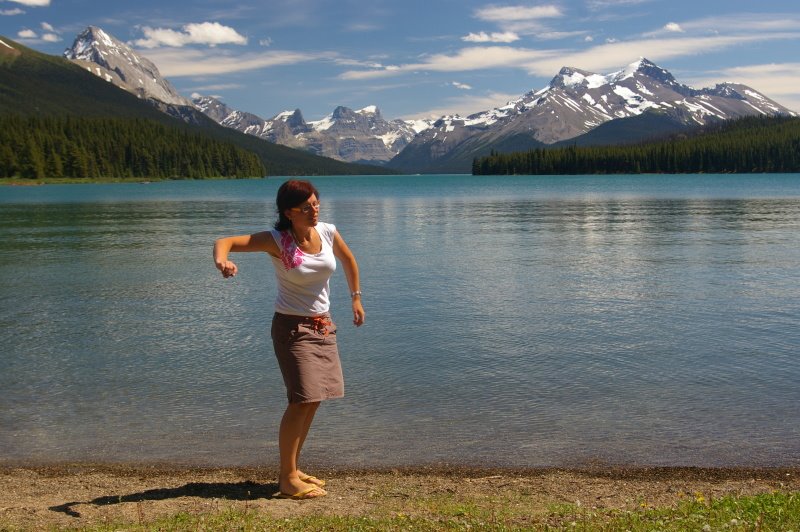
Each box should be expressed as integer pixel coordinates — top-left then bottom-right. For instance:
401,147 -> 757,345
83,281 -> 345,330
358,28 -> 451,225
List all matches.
24,490 -> 797,531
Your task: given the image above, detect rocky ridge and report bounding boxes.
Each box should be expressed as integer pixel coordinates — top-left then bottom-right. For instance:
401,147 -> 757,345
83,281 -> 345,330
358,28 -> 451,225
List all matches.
194,97 -> 432,164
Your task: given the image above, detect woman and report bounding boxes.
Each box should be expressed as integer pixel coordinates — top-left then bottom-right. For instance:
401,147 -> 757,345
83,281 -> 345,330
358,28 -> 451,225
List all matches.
213,179 -> 364,500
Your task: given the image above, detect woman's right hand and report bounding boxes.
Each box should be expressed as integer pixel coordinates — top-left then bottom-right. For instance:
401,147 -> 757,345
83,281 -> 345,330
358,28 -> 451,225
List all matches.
216,260 -> 238,278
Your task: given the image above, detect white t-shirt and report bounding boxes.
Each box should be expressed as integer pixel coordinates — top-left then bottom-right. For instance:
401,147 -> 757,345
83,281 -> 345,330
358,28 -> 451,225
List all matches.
269,222 -> 337,316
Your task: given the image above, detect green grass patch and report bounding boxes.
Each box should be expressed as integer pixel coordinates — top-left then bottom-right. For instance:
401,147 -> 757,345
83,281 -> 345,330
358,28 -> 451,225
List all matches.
40,491 -> 799,531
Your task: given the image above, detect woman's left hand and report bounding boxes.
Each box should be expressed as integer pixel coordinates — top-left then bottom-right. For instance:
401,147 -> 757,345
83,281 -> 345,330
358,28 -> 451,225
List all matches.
352,299 -> 365,327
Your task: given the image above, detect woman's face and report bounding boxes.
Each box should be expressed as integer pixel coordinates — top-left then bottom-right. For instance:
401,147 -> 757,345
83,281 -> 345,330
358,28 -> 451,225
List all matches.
287,193 -> 320,227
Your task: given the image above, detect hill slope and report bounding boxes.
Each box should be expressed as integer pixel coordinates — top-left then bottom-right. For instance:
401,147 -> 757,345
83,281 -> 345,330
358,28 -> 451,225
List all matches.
473,116 -> 800,175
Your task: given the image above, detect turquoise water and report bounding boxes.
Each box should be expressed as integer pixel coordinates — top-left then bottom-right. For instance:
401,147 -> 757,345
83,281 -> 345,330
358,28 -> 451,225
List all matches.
2,174 -> 800,467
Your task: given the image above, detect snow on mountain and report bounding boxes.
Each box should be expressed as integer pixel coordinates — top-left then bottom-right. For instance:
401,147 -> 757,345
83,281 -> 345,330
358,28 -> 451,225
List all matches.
193,96 -> 432,164
64,26 -> 193,108
394,58 -> 796,171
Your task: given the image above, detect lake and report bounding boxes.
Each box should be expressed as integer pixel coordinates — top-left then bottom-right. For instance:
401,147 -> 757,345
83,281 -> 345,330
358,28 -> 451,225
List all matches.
1,174 -> 799,468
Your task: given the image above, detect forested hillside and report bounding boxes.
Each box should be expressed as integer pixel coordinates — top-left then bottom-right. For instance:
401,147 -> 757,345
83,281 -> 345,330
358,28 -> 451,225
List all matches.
0,116 -> 264,179
473,116 -> 800,175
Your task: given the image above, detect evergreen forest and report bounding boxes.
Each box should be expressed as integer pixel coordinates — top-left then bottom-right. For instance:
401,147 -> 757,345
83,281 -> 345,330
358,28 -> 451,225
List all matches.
472,116 -> 800,175
0,115 -> 265,179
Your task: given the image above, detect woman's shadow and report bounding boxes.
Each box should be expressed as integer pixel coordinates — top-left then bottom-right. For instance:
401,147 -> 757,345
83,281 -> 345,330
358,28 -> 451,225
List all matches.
49,480 -> 279,518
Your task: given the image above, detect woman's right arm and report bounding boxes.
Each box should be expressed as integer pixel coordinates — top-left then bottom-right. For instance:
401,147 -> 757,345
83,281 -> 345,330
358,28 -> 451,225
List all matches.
213,231 -> 278,278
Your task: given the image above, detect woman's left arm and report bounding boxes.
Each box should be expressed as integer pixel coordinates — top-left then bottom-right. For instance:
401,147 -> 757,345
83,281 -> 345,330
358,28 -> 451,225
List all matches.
332,230 -> 365,327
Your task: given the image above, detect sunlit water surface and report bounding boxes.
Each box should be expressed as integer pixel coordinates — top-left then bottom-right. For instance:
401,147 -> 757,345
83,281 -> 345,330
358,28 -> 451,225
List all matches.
2,174 -> 799,467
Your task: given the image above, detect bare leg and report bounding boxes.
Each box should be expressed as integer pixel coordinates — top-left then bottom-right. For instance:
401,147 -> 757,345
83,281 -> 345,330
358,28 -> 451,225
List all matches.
278,402 -> 325,496
295,402 -> 323,486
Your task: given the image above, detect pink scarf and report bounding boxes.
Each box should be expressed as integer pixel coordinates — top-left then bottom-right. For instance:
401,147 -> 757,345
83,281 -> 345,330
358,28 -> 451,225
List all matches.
279,231 -> 304,270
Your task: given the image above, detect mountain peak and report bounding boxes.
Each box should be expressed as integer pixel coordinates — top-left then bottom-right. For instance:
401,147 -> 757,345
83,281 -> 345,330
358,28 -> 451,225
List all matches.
357,105 -> 380,116
63,26 -> 193,108
612,57 -> 678,86
331,105 -> 356,119
64,25 -> 133,64
550,66 -> 605,90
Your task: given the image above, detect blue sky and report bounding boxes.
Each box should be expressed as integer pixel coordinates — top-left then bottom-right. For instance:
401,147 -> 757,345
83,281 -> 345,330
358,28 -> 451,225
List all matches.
2,0 -> 799,121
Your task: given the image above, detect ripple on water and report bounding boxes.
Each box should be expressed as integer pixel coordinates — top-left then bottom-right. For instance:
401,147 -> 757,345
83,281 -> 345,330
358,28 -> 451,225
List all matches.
2,178 -> 800,466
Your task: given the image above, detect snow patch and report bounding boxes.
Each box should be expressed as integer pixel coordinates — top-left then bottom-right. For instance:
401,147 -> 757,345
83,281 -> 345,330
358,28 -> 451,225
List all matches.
585,74 -> 607,89
358,105 -> 378,114
611,58 -> 646,82
561,71 -> 587,87
310,115 -> 334,131
613,85 -> 638,100
274,110 -> 295,121
636,82 -> 653,96
744,90 -> 766,102
743,101 -> 768,115
378,131 -> 402,148
404,119 -> 432,134
559,95 -> 584,113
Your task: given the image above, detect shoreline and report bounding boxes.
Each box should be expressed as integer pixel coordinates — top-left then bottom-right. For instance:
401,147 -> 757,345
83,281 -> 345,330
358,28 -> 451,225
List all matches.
3,461 -> 800,480
2,463 -> 798,529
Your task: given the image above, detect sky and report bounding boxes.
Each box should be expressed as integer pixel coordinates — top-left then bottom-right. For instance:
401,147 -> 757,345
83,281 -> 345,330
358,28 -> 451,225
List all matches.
2,0 -> 799,122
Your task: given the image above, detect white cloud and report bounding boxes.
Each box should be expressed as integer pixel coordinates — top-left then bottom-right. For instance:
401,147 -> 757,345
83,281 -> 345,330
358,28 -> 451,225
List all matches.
587,0 -> 652,9
462,31 -> 519,43
41,32 -> 59,42
340,46 -> 558,80
133,22 -> 247,48
334,57 -> 386,68
403,91 -> 520,120
142,48 -> 329,77
663,22 -> 684,33
40,21 -> 54,31
536,31 -> 590,40
451,81 -> 472,90
679,13 -> 800,33
259,38 -> 273,46
473,4 -> 565,34
188,83 -> 244,93
6,0 -> 49,5
474,5 -> 562,23
17,28 -> 37,38
1,8 -> 25,15
584,35 -> 594,42
347,23 -> 381,32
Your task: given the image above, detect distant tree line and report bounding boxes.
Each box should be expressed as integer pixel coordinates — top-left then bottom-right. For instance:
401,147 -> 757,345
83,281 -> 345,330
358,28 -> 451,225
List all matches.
472,116 -> 800,175
0,115 -> 266,179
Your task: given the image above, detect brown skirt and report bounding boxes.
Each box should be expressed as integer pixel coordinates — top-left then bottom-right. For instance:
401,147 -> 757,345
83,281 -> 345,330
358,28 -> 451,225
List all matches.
270,312 -> 344,404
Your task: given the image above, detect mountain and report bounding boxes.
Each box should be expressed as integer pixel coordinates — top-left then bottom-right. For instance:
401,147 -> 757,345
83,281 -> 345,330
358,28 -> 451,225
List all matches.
64,26 -> 193,108
1,35 -> 393,177
388,58 -> 797,174
194,96 -> 432,165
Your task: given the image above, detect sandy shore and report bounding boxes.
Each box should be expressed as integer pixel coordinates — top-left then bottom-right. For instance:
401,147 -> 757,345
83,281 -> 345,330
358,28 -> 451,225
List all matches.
1,463 -> 798,529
